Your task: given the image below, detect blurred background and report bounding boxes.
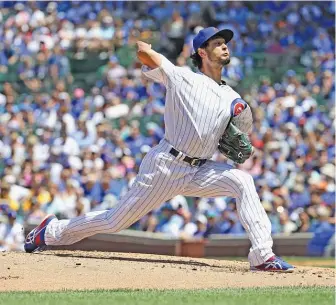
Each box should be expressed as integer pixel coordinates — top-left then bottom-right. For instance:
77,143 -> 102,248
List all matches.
0,1 -> 334,258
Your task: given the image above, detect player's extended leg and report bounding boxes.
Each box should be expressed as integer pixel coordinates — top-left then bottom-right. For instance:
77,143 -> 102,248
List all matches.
44,179 -> 178,246
181,160 -> 293,272
25,143 -> 192,251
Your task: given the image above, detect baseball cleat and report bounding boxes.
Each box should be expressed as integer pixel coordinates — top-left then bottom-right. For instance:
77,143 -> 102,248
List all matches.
24,214 -> 57,253
251,256 -> 295,273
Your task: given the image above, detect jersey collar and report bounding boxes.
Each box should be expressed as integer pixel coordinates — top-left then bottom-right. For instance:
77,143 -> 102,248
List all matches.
196,71 -> 226,86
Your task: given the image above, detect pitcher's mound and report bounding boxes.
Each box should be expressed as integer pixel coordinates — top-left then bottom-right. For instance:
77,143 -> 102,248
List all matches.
0,251 -> 334,291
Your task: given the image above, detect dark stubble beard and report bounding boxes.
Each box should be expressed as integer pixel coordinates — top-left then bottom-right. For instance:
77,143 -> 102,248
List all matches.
221,57 -> 231,66
207,51 -> 231,67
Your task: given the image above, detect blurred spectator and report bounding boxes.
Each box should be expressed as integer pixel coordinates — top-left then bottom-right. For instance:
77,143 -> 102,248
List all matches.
307,206 -> 335,256
294,210 -> 311,233
278,211 -> 298,234
0,182 -> 19,212
0,211 -> 24,252
216,209 -> 245,235
155,203 -> 184,237
182,214 -> 208,239
105,56 -> 127,80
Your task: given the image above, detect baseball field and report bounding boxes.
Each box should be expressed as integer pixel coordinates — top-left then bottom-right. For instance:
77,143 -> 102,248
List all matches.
0,251 -> 334,305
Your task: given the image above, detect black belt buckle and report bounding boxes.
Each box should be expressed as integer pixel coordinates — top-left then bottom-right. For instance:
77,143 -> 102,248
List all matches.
190,158 -> 201,167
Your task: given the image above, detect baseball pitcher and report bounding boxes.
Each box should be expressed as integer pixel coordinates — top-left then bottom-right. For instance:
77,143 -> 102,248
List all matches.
25,27 -> 294,272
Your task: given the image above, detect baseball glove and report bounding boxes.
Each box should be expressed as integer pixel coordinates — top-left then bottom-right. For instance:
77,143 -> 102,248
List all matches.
218,122 -> 254,164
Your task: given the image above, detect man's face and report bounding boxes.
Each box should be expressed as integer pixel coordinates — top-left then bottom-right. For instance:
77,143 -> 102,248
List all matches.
202,37 -> 230,66
196,221 -> 206,231
8,216 -> 15,225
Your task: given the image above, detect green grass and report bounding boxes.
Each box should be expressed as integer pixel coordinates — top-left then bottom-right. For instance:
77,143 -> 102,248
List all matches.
0,287 -> 334,305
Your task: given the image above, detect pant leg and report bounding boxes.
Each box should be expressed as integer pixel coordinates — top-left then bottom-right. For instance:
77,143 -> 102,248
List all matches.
45,143 -> 193,246
181,160 -> 274,266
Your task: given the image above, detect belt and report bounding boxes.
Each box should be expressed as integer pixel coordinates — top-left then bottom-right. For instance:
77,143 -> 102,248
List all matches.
169,147 -> 207,167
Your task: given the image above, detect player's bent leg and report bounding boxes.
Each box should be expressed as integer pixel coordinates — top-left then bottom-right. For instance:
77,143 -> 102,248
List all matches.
227,168 -> 275,267
181,161 -> 293,271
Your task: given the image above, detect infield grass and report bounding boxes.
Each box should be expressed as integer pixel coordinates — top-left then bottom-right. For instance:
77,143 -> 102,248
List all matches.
0,287 -> 334,305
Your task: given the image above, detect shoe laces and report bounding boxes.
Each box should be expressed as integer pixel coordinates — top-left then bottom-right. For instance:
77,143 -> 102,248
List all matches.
25,225 -> 45,245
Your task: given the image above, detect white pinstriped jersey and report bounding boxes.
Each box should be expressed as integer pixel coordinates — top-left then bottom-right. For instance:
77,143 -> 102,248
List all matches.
142,55 -> 252,159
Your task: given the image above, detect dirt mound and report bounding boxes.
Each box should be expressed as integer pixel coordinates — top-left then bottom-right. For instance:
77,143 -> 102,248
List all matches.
0,251 -> 334,291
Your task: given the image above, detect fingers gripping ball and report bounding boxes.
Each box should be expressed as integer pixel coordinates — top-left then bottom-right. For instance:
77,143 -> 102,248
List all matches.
218,122 -> 254,164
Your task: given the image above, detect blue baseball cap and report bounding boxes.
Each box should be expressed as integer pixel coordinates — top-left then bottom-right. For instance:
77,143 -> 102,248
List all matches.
192,27 -> 234,55
161,203 -> 175,211
7,210 -> 17,219
109,55 -> 119,63
286,70 -> 296,77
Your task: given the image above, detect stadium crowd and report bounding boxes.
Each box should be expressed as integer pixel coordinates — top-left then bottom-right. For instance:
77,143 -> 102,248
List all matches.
0,1 -> 334,255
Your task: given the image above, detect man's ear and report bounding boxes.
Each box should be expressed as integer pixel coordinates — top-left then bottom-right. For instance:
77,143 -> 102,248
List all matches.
198,48 -> 207,59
